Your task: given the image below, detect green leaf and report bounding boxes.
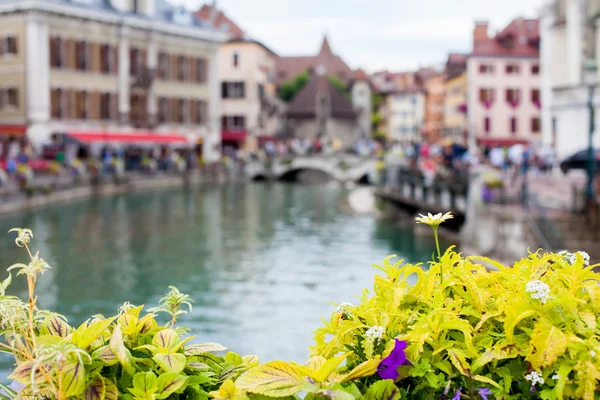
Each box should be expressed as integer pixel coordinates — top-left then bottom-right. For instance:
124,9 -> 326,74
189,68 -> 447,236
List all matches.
339,359 -> 380,383
526,318 -> 568,369
84,376 -> 105,400
156,373 -> 188,399
504,301 -> 537,341
305,389 -> 355,400
109,325 -> 136,375
235,361 -> 306,397
73,316 -> 116,349
92,345 -> 119,366
0,272 -> 12,296
152,329 -> 180,352
7,361 -> 47,385
40,314 -> 71,337
225,352 -> 244,366
153,353 -> 186,374
364,380 -> 401,400
130,371 -> 158,398
103,378 -> 118,400
184,342 -> 229,355
60,361 -> 85,397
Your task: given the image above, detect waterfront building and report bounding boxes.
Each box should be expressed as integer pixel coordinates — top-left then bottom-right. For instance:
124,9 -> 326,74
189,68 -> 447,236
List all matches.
466,18 -> 541,148
419,67 -> 446,143
540,0 -> 600,160
443,53 -> 468,143
196,3 -> 285,153
0,0 -> 225,161
387,87 -> 426,144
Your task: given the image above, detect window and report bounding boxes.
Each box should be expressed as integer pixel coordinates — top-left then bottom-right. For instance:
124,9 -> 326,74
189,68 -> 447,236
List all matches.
531,64 -> 540,75
221,115 -> 245,130
100,45 -> 112,74
158,97 -> 169,123
510,117 -> 517,134
50,37 -> 65,68
178,99 -> 188,123
195,100 -> 207,124
50,89 -> 63,118
0,88 -> 18,109
233,51 -> 239,68
506,88 -> 520,106
479,88 -> 494,103
258,84 -> 264,100
506,64 -> 520,74
177,56 -> 188,81
0,36 -> 17,55
484,117 -> 491,134
100,93 -> 111,120
221,81 -> 245,99
479,64 -> 494,74
196,58 -> 207,83
75,41 -> 89,71
531,117 -> 541,133
158,52 -> 169,80
130,48 -> 140,75
75,91 -> 88,119
531,89 -> 540,104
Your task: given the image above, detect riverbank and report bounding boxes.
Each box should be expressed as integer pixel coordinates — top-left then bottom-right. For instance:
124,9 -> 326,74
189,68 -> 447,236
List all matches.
0,167 -> 240,215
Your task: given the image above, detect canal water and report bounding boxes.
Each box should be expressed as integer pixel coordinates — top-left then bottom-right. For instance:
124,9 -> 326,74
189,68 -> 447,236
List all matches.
0,183 -> 441,377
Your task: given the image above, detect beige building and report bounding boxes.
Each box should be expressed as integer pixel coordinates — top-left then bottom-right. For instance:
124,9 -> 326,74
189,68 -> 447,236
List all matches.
443,53 -> 468,142
217,38 -> 284,151
0,0 -> 226,161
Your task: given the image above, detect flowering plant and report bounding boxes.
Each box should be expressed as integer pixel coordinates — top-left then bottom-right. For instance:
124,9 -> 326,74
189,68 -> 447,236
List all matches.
2,215 -> 600,399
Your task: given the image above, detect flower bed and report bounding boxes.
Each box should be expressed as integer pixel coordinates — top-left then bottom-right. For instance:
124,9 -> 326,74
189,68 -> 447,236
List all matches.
0,214 -> 599,399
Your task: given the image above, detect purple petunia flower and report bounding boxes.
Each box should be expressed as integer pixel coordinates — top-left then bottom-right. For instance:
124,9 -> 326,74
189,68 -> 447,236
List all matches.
377,338 -> 408,380
478,388 -> 492,400
452,388 -> 462,400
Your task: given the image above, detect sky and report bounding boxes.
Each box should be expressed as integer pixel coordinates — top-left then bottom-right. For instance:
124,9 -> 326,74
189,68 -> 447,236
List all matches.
172,0 -> 547,73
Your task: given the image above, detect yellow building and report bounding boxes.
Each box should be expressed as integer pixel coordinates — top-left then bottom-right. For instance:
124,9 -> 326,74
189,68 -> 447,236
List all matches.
443,54 -> 467,142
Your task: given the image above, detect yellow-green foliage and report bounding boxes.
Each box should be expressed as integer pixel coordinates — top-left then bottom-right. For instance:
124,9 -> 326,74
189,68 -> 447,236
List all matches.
308,249 -> 600,399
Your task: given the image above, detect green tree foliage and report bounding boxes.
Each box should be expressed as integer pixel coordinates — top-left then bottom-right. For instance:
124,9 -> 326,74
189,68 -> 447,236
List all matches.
278,71 -> 310,102
327,75 -> 350,101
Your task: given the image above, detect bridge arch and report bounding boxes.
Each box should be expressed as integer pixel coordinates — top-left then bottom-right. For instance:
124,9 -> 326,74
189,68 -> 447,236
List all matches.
278,167 -> 336,183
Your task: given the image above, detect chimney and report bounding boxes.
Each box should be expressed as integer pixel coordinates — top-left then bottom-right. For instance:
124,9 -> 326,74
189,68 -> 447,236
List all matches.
473,21 -> 488,48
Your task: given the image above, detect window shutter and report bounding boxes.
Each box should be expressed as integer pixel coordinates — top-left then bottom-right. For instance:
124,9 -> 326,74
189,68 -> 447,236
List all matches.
200,100 -> 207,124
49,37 -> 57,67
111,46 -> 118,74
170,55 -> 178,80
171,98 -> 178,123
68,89 -> 77,119
189,57 -> 196,83
140,49 -> 147,70
189,99 -> 197,123
67,39 -> 76,69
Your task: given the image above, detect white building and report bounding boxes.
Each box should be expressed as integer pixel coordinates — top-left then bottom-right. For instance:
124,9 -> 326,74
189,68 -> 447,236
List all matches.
387,89 -> 425,144
350,71 -> 372,140
540,0 -> 600,160
466,19 -> 541,149
0,0 -> 226,162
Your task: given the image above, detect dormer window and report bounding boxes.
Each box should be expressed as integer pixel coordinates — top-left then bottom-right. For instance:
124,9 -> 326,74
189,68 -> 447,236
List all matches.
173,7 -> 192,25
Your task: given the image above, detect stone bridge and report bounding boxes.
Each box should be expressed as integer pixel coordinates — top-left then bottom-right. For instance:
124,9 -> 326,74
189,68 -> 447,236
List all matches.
246,155 -> 377,183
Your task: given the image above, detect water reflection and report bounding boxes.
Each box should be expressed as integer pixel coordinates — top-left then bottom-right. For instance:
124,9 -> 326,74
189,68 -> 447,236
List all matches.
0,183 -> 441,376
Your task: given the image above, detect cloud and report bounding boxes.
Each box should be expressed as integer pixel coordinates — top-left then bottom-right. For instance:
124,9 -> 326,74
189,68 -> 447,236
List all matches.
173,0 -> 546,71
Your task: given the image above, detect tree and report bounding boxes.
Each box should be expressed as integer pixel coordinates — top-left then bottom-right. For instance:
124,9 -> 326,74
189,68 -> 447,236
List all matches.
278,71 -> 310,102
327,75 -> 350,101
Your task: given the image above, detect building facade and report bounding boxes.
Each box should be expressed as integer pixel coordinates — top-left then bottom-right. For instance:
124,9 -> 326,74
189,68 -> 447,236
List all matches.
540,0 -> 600,160
0,0 -> 225,161
350,70 -> 372,140
467,19 -> 541,148
420,69 -> 446,143
217,38 -> 284,151
443,53 -> 468,142
387,89 -> 425,144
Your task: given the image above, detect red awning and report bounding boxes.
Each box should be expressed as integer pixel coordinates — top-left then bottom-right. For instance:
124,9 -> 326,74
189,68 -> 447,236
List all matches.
477,138 -> 529,147
0,125 -> 27,136
221,130 -> 247,142
67,131 -> 189,145
257,135 -> 277,143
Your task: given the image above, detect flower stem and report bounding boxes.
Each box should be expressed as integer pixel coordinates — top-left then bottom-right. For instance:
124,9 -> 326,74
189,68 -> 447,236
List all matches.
433,226 -> 442,284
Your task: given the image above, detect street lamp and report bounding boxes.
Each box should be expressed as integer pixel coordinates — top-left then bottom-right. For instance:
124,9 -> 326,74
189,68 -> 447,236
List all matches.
583,58 -> 597,208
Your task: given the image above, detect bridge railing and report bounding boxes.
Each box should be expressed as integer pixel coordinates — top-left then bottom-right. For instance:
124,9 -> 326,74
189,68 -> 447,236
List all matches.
381,164 -> 470,214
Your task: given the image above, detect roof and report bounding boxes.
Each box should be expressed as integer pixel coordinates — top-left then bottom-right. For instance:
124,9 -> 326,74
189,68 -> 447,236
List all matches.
195,3 -> 244,38
446,52 -> 467,80
287,75 -> 356,120
472,18 -> 539,57
0,0 -> 220,36
225,38 -> 277,56
275,35 -> 354,86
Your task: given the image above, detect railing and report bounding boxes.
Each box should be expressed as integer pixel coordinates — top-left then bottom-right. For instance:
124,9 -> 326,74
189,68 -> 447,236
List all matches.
523,189 -> 564,252
381,164 -> 470,214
